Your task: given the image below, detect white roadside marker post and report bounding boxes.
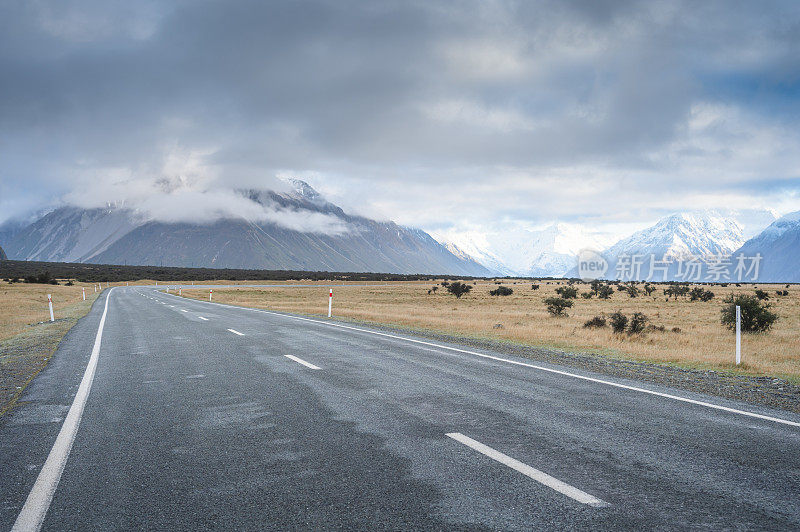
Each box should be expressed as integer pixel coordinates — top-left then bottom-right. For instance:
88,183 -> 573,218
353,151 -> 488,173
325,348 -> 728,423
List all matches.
82,288 -> 86,301
179,288 -> 182,296
735,305 -> 741,365
209,289 -> 213,301
47,294 -> 54,322
94,285 -> 97,293
328,288 -> 332,318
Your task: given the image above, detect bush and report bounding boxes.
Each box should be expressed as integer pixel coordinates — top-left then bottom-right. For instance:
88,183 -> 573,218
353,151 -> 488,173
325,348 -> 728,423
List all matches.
665,283 -> 690,299
446,282 -> 472,298
583,315 -> 606,328
597,285 -> 614,299
720,294 -> 778,333
544,297 -> 573,316
65,280 -> 74,286
489,286 -> 514,296
555,286 -> 578,299
580,292 -> 593,299
609,311 -> 628,333
531,284 -> 540,290
754,289 -> 770,300
626,286 -> 639,298
590,279 -> 603,295
689,288 -> 715,302
24,271 -> 58,285
628,312 -> 648,333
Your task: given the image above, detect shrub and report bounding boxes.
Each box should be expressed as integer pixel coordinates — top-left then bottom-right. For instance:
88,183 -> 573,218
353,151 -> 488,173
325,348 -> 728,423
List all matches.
555,286 -> 578,299
583,315 -> 606,328
544,297 -> 573,316
489,286 -> 513,296
531,284 -> 540,290
720,294 -> 778,333
626,286 -> 639,298
665,283 -> 690,299
628,312 -> 648,333
590,279 -> 603,295
671,327 -> 682,333
609,311 -> 628,333
65,280 -> 74,286
689,288 -> 715,302
580,292 -> 593,299
643,284 -> 656,296
446,282 -> 472,298
597,285 -> 614,299
24,271 -> 58,285
754,289 -> 770,300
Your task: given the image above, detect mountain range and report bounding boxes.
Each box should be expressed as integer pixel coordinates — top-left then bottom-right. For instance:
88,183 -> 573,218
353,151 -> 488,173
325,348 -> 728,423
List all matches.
1,181 -> 798,281
439,209 -> 800,282
0,181 -> 491,276
434,223 -> 611,278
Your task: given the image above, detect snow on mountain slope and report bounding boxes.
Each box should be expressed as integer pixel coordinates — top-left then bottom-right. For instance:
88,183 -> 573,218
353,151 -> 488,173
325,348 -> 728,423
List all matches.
733,210 -> 800,282
441,241 -> 511,277
604,211 -> 745,261
434,223 -> 612,277
566,209 -> 774,281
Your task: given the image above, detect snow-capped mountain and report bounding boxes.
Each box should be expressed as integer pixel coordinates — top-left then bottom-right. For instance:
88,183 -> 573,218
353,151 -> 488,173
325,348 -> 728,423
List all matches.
733,211 -> 800,282
434,223 -> 612,277
2,181 -> 491,276
565,209 -> 776,281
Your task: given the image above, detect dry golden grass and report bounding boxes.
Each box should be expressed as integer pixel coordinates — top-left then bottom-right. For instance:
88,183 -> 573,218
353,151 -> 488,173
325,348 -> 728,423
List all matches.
0,280 -> 104,415
0,281 -> 104,341
180,280 -> 800,381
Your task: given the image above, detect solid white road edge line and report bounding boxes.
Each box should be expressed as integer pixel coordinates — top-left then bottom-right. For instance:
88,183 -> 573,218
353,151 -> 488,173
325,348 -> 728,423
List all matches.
447,433 -> 609,508
227,328 -> 244,336
12,289 -> 113,532
284,354 -> 321,370
164,292 -> 800,428
198,317 -> 209,321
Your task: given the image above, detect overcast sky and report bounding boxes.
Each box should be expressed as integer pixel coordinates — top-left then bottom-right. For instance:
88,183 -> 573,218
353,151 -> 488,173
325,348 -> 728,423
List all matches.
1,0 -> 799,238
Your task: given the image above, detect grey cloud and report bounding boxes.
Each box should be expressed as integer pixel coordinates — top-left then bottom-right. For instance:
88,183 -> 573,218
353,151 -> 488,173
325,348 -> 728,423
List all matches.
0,0 -> 799,232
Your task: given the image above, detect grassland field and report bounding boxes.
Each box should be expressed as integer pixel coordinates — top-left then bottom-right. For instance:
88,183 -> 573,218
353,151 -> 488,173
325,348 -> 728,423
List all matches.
177,279 -> 800,383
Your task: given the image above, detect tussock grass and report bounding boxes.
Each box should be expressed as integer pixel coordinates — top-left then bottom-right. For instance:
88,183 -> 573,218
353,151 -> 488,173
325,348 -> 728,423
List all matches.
0,281 -> 101,415
0,281 -> 101,341
180,280 -> 800,381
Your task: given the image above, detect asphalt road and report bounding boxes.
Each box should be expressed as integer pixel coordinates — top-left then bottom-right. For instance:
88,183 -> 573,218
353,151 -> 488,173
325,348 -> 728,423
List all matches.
1,286 -> 799,530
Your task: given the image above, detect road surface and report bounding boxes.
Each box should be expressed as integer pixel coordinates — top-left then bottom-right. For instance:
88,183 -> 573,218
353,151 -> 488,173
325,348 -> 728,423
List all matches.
1,286 -> 799,530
